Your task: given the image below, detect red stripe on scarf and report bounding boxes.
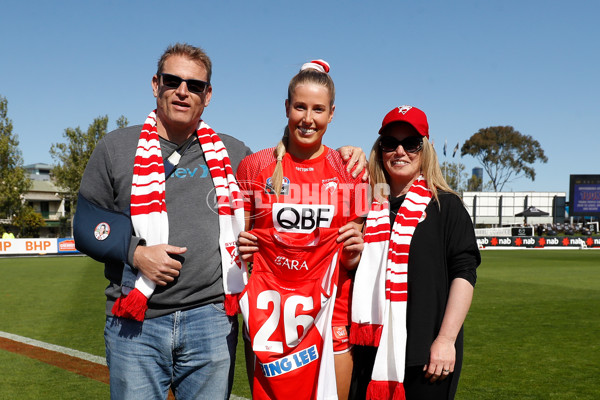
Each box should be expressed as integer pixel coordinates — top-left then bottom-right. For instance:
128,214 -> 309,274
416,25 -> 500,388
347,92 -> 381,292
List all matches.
130,192 -> 166,205
365,231 -> 391,243
386,291 -> 408,302
408,185 -> 430,199
389,253 -> 409,264
364,222 -> 390,243
134,151 -> 162,162
133,162 -> 164,175
131,203 -> 166,215
365,222 -> 390,231
396,209 -> 425,220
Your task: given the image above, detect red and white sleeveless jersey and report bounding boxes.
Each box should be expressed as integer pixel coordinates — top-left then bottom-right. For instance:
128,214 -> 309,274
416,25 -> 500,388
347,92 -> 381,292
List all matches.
236,146 -> 369,327
239,228 -> 343,400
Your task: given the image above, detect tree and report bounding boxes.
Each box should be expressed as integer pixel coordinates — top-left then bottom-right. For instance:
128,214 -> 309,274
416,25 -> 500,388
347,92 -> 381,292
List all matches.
0,95 -> 31,219
50,115 -> 128,213
441,161 -> 470,194
116,115 -> 129,130
461,126 -> 548,192
13,205 -> 45,238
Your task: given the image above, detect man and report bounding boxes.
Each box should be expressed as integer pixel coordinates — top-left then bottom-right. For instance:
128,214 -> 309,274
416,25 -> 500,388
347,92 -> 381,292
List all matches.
75,43 -> 250,400
74,43 -> 365,399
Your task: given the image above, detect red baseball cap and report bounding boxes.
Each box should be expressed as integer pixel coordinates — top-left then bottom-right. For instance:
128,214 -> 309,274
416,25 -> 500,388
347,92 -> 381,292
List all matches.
379,105 -> 429,139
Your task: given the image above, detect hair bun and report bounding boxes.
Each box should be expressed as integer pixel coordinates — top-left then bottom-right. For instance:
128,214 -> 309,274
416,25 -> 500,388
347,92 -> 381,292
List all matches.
300,59 -> 330,74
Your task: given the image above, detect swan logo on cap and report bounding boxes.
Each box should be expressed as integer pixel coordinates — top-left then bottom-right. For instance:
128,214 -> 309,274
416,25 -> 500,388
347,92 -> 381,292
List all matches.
398,105 -> 413,115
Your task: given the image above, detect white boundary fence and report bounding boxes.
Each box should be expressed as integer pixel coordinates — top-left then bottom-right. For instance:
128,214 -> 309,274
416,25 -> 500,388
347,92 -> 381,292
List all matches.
0,238 -> 77,255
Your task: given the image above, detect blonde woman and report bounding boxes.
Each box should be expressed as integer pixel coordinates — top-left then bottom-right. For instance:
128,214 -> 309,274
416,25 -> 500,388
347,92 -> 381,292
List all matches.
236,60 -> 367,399
349,106 -> 480,400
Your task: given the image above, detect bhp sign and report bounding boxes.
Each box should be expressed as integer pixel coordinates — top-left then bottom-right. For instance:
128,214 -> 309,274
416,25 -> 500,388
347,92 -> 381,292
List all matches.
0,239 -> 57,254
1,238 -> 79,255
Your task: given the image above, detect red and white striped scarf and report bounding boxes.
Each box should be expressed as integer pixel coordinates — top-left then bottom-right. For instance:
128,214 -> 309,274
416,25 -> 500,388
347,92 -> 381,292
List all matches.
112,110 -> 247,321
350,176 -> 432,400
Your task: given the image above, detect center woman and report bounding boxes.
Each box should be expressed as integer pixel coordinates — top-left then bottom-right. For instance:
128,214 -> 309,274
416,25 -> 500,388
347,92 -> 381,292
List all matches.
236,60 -> 366,399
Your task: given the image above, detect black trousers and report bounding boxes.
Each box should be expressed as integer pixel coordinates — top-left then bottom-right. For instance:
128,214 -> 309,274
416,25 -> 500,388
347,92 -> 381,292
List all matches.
349,345 -> 461,400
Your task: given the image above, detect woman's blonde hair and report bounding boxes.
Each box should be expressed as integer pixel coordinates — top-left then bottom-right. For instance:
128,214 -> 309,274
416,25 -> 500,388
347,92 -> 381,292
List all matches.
270,67 -> 335,196
369,128 -> 456,205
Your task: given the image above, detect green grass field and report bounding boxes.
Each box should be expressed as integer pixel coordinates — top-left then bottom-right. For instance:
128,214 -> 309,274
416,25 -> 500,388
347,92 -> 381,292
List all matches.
0,250 -> 598,399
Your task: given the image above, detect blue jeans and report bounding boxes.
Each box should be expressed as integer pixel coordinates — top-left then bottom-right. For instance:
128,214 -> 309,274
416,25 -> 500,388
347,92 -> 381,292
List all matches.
105,303 -> 238,400
120,263 -> 136,289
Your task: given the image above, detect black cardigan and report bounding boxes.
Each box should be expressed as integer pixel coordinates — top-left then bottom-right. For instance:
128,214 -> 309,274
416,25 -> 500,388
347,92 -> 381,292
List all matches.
389,191 -> 480,365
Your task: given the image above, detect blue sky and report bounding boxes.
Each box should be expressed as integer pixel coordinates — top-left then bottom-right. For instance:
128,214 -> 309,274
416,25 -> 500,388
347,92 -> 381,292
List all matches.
1,0 -> 598,193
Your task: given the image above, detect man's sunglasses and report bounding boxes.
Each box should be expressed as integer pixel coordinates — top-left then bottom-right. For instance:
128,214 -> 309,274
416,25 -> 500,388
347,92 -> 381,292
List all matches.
379,135 -> 423,153
158,73 -> 209,94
